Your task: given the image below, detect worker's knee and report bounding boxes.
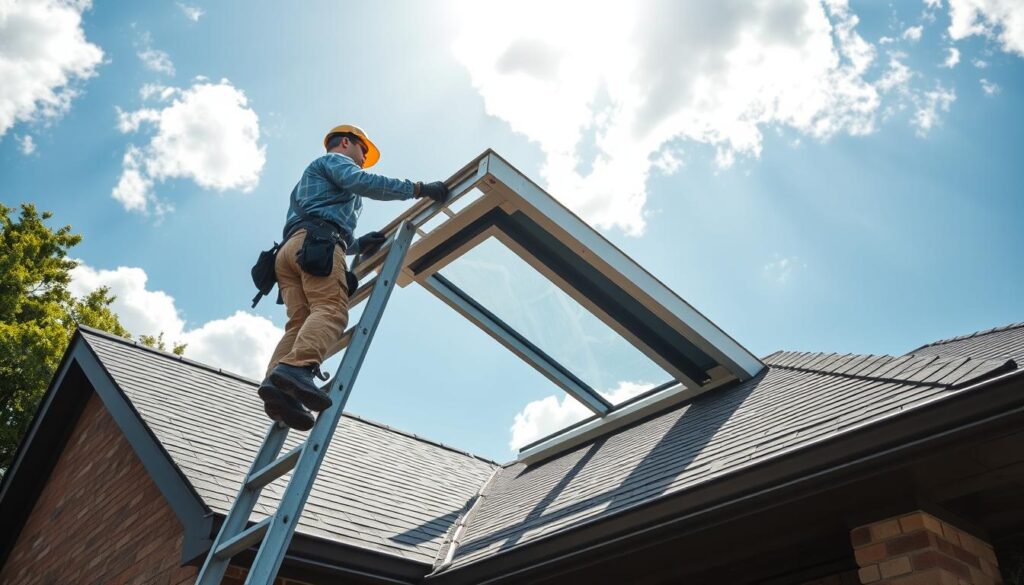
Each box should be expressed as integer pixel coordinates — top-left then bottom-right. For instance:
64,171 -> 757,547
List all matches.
307,303 -> 348,326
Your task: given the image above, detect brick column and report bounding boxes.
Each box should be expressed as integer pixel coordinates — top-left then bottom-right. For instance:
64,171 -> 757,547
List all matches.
851,511 -> 1003,585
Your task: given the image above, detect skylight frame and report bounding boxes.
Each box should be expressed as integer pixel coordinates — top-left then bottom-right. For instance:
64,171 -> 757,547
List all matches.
346,150 -> 763,424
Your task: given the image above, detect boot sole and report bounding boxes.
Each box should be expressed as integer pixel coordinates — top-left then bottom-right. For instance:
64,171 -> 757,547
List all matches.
258,385 -> 315,431
270,371 -> 333,412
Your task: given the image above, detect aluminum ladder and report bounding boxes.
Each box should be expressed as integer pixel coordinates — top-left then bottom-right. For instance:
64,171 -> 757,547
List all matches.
195,221 -> 416,585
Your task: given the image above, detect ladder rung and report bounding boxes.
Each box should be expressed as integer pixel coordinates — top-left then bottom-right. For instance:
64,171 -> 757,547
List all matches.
246,445 -> 303,491
215,516 -> 272,559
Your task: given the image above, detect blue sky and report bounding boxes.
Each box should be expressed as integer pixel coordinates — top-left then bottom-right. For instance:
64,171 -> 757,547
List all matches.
1,0 -> 1022,462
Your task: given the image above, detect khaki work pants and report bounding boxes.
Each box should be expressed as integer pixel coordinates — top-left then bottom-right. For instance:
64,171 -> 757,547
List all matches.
264,229 -> 350,379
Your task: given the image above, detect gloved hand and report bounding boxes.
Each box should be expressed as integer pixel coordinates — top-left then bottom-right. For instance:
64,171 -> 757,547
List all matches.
416,181 -> 449,203
356,231 -> 386,256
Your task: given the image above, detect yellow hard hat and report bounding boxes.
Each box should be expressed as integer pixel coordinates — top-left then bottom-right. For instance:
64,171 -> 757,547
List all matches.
323,124 -> 380,169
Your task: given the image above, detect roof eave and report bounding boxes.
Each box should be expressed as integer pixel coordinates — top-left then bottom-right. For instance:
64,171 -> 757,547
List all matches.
220,530 -> 434,585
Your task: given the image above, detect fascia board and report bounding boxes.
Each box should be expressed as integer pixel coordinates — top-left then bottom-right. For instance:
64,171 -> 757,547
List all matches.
73,338 -> 215,563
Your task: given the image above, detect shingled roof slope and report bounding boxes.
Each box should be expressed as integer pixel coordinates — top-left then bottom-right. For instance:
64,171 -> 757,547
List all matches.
906,321 -> 1024,362
439,343 -> 1018,570
80,329 -> 498,565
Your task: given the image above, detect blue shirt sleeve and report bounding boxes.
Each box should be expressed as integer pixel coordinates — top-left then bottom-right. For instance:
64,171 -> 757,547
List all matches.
319,154 -> 415,202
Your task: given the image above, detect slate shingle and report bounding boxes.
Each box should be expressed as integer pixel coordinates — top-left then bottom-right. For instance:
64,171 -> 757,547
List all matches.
908,322 -> 1024,362
442,339 -> 1021,570
80,330 -> 497,565
73,319 -> 1022,573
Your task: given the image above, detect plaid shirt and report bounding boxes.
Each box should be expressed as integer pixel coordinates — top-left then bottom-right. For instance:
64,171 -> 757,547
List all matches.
283,152 -> 415,254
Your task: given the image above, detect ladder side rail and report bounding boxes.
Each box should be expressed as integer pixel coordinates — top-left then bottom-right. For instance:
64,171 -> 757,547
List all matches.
195,422 -> 290,585
244,221 -> 416,585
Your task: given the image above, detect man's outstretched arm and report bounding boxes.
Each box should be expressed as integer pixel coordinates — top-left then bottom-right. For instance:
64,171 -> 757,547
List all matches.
320,154 -> 416,201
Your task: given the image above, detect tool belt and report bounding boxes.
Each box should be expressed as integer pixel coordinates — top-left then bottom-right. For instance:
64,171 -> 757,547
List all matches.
250,194 -> 358,308
286,219 -> 345,278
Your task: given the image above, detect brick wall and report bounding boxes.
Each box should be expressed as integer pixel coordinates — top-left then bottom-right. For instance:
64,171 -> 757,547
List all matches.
0,392 -> 197,585
851,510 -> 1004,585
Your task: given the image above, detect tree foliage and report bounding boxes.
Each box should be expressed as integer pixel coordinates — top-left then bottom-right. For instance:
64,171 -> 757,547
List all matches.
138,332 -> 186,356
0,203 -> 181,469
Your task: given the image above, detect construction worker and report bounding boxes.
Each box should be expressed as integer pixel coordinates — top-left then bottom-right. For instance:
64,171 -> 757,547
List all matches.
257,124 -> 448,430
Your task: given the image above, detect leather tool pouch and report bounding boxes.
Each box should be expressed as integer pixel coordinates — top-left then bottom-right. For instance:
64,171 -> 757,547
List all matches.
296,227 -> 338,278
250,242 -> 280,308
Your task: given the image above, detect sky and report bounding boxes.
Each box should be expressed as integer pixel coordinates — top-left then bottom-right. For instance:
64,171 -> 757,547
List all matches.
1,0 -> 1022,462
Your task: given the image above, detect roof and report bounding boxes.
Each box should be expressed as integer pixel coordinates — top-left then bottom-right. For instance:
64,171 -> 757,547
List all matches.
79,328 -> 498,566
906,321 -> 1024,362
434,340 -> 1019,573
4,319 -> 1021,582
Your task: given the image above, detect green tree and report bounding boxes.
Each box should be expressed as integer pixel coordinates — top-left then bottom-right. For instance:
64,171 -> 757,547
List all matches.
138,332 -> 186,355
0,203 -> 182,469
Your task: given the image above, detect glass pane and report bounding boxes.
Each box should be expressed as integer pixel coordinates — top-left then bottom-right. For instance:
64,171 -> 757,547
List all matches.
440,237 -> 673,403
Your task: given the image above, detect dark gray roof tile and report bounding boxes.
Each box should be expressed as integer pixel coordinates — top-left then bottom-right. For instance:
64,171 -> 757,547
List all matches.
909,322 -> 1024,362
441,322 -> 1023,571
80,330 -> 497,565
74,317 -> 1023,573
917,356 -> 970,384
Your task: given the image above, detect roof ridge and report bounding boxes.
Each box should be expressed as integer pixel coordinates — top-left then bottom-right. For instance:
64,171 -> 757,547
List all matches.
342,412 -> 501,466
911,321 -> 1024,353
762,350 -> 835,366
77,324 -> 261,385
769,352 -> 1016,389
77,325 -> 500,466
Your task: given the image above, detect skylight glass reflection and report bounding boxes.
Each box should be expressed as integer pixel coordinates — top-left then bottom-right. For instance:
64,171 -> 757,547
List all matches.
440,237 -> 673,402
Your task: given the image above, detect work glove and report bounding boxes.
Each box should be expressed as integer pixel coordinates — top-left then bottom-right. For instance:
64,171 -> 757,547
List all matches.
416,181 -> 449,203
356,231 -> 386,257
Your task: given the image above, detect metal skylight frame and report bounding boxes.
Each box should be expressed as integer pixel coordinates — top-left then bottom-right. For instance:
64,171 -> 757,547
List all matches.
343,150 -> 763,419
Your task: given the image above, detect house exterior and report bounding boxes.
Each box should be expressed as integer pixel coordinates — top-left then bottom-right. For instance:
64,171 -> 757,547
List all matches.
1,321 -> 1022,585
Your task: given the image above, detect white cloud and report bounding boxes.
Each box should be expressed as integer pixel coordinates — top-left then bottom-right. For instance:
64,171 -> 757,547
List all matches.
16,134 -> 36,155
877,54 -> 914,93
980,78 -> 1001,94
179,312 -> 283,381
509,381 -> 653,450
943,47 -> 962,67
176,2 -> 204,22
453,0 -> 881,236
763,255 -> 806,284
973,58 -> 990,67
139,83 -> 177,101
925,0 -> 943,9
138,47 -> 175,76
903,25 -> 924,41
912,85 -> 957,135
947,0 -> 1024,56
111,145 -> 158,213
69,262 -> 282,379
113,79 -> 266,215
872,52 -> 960,134
0,0 -> 103,138
69,264 -> 186,340
651,148 -> 684,175
135,31 -> 175,75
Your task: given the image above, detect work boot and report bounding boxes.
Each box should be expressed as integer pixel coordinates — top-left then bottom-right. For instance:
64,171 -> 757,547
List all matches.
257,379 -> 315,431
269,363 -> 333,412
